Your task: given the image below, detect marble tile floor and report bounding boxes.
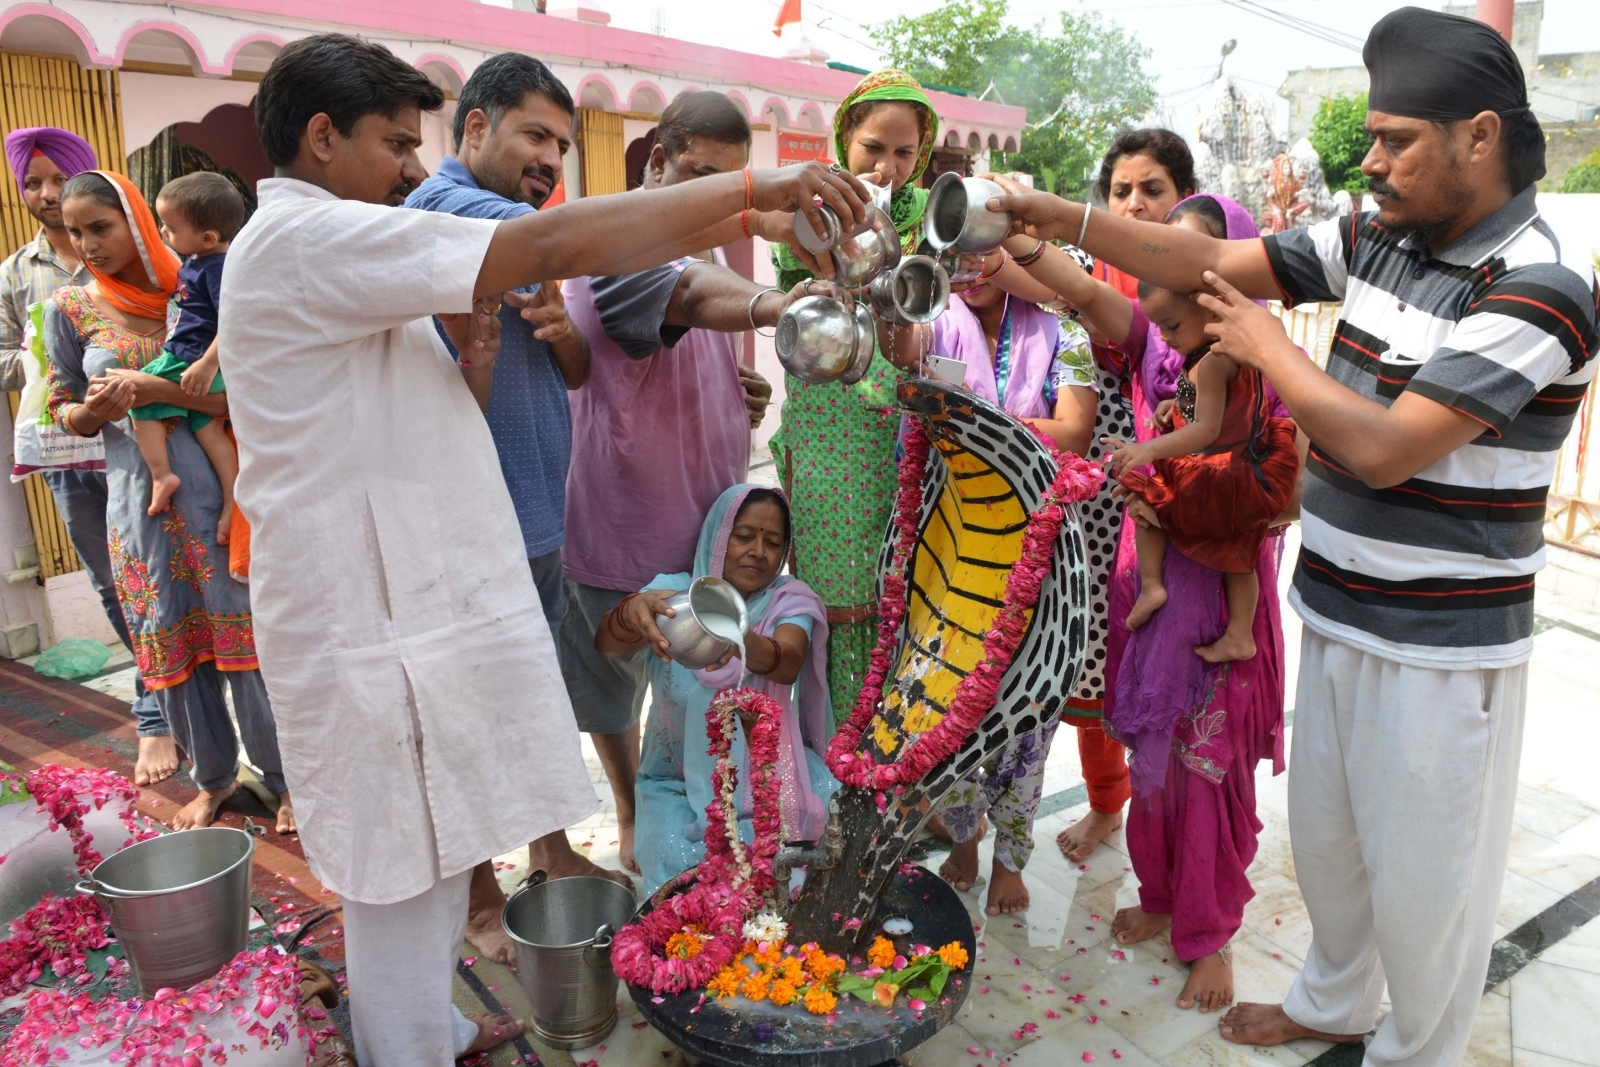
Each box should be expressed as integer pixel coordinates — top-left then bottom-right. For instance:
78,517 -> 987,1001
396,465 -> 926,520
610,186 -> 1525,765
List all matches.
46,535 -> 1600,1066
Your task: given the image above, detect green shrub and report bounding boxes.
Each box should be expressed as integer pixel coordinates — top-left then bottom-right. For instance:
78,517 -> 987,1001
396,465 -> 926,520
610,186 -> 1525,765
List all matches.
1308,93 -> 1369,196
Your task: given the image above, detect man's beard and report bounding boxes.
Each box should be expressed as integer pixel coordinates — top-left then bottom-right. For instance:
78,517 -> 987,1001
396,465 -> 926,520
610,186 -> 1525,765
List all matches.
30,202 -> 64,230
485,159 -> 557,209
1367,174 -> 1472,251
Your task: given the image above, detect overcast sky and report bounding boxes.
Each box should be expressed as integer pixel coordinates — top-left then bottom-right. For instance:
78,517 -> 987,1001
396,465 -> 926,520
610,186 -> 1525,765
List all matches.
590,0 -> 1600,144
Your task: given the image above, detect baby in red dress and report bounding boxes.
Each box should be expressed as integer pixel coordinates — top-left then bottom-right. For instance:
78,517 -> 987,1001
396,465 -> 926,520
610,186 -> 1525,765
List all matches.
1104,282 -> 1299,662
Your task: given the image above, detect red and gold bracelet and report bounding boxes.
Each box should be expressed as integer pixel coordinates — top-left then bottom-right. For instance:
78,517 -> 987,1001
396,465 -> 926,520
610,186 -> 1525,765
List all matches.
976,249 -> 1009,283
743,167 -> 754,211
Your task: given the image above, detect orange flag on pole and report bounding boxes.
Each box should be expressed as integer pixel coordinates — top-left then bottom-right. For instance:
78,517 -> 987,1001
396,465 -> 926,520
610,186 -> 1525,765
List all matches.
774,0 -> 801,36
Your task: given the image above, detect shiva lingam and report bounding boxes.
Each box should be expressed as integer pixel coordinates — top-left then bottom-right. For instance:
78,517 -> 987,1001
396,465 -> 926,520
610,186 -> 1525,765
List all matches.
626,379 -> 1097,1066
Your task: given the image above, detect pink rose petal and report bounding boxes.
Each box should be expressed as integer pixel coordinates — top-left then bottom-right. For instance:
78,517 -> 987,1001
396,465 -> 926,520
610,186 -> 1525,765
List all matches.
1083,1053 -> 1095,1063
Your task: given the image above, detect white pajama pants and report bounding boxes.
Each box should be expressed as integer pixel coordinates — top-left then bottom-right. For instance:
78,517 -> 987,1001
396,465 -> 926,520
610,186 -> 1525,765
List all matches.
340,869 -> 482,1066
1283,628 -> 1527,1067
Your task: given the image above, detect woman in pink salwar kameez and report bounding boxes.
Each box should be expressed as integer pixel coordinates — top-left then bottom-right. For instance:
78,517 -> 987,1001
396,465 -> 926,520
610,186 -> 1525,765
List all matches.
1100,193 -> 1292,1014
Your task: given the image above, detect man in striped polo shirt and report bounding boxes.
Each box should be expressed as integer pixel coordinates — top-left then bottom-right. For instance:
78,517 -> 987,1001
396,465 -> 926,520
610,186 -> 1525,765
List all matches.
991,7 -> 1597,1064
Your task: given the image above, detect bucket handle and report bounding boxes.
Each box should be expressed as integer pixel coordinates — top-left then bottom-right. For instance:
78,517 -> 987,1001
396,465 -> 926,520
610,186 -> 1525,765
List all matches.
584,923 -> 615,967
518,870 -> 549,892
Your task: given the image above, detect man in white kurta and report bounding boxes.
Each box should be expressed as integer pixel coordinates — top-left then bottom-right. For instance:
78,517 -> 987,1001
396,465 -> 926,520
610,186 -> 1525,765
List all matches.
225,175 -> 591,1059
221,32 -> 869,1067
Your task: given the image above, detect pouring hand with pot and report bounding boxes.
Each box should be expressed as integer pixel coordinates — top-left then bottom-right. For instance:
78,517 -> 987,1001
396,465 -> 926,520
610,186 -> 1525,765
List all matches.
595,491 -> 806,685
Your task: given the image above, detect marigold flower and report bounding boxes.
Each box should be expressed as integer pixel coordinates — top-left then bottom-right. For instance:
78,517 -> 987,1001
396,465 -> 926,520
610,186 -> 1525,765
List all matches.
803,984 -> 838,1014
707,965 -> 745,999
665,930 -> 705,960
778,956 -> 804,984
754,942 -> 783,968
937,941 -> 969,970
867,936 -> 896,969
769,977 -> 799,1006
804,951 -> 845,982
742,972 -> 771,1002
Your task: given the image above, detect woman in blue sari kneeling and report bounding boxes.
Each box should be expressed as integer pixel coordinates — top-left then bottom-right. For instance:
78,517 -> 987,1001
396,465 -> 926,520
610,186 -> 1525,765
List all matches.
597,484 -> 838,896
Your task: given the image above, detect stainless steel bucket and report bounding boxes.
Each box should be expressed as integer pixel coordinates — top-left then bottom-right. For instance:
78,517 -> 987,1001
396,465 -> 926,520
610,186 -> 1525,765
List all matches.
503,871 -> 638,1050
76,821 -> 258,996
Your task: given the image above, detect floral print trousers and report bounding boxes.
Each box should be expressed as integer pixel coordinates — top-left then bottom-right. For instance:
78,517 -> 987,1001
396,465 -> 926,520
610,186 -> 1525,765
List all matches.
934,720 -> 1059,872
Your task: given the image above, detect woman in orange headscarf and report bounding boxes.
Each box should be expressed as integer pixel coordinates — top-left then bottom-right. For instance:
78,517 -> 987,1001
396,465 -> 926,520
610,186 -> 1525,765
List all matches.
41,170 -> 292,834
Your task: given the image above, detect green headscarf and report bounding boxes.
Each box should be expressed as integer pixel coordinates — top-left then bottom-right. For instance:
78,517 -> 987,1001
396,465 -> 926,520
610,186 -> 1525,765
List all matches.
774,70 -> 939,290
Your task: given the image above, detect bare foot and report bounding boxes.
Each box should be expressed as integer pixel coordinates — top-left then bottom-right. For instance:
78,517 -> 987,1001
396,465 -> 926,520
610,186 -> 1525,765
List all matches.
462,1013 -> 525,1056
216,508 -> 231,546
171,781 -> 236,829
527,832 -> 633,889
986,863 -> 1029,915
1126,584 -> 1168,629
1218,1002 -> 1366,1047
939,836 -> 981,893
1178,949 -> 1234,1013
618,821 -> 640,875
1112,905 -> 1171,945
275,791 -> 296,834
134,734 -> 179,787
1196,627 -> 1257,663
466,902 -> 517,965
1056,809 -> 1122,862
148,472 -> 181,516
466,861 -> 516,964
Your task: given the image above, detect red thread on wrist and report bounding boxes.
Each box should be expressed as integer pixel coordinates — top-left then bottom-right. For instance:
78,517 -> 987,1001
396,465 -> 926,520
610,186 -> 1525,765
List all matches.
743,168 -> 754,211
740,208 -> 752,239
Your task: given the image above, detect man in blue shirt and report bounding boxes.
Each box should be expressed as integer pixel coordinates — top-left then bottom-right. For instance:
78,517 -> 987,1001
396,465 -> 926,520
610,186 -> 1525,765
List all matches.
405,52 -> 604,963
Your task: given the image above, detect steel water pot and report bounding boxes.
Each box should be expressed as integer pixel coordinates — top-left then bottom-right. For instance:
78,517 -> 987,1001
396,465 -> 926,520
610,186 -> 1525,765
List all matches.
76,820 -> 259,996
869,256 -> 952,325
777,294 -> 867,384
503,871 -> 639,1050
924,172 -> 1011,254
837,301 -> 878,386
655,575 -> 750,668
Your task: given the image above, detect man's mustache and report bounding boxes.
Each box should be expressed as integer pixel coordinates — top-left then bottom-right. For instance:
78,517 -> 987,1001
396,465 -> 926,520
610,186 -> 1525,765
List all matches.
1367,178 -> 1403,200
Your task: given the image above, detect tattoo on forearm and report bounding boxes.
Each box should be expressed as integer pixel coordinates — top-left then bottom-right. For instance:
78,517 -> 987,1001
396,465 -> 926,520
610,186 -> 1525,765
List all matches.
1140,243 -> 1171,255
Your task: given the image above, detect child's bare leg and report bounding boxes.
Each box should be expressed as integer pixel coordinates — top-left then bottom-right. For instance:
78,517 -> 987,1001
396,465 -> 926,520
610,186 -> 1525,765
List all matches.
1197,571 -> 1260,662
1126,522 -> 1169,628
134,419 -> 181,515
192,420 -> 238,545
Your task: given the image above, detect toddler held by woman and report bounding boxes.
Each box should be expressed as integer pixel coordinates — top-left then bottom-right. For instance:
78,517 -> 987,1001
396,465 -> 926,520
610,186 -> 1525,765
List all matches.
134,172 -> 246,542
1105,276 -> 1298,662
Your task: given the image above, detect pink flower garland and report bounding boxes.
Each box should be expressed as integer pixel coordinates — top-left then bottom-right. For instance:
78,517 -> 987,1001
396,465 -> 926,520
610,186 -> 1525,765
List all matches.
613,687 -> 786,996
5,945 -> 339,1066
826,422 -> 1104,791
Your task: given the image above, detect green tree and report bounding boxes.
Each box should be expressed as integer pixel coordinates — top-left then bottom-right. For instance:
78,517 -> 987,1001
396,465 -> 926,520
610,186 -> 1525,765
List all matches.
1558,148 -> 1600,193
1308,93 -> 1370,196
871,0 -> 1156,199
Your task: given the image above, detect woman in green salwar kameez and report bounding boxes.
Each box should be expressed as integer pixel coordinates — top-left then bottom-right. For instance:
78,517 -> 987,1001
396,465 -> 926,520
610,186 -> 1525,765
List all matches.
769,71 -> 938,721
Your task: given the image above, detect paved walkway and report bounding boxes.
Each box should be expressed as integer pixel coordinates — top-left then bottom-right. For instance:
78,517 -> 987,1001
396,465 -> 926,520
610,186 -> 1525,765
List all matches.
58,526 -> 1600,1067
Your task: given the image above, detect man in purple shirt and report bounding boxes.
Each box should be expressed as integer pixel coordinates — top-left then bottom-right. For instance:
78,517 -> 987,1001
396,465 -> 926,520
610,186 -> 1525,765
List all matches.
561,91 -> 844,875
